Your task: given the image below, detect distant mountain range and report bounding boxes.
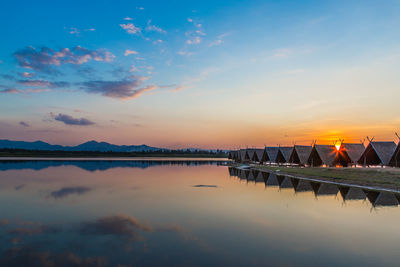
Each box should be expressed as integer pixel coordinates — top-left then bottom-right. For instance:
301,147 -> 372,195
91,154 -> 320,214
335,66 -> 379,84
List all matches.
0,139 -> 228,153
0,140 -> 163,152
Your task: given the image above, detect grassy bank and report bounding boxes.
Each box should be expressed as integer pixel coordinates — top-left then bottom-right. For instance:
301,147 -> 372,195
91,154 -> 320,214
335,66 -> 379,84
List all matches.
253,165 -> 400,190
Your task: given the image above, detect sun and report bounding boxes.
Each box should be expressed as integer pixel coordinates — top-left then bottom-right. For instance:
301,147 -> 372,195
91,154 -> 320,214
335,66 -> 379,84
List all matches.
335,144 -> 340,151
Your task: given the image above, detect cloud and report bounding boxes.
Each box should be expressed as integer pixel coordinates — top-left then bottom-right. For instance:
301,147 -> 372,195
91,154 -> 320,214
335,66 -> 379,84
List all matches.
129,65 -> 138,72
0,247 -> 106,267
119,23 -> 141,34
0,88 -> 49,94
49,186 -> 92,198
13,46 -> 114,74
177,50 -> 193,56
53,113 -> 95,126
209,39 -> 222,47
209,32 -> 230,47
137,7 -> 144,10
80,79 -> 157,99
8,225 -> 60,236
124,49 -> 138,56
68,27 -> 95,36
18,80 -> 70,88
185,18 -> 204,45
146,20 -> 166,33
79,214 -> 153,241
1,88 -> 20,94
271,48 -> 292,58
123,17 -> 133,20
18,72 -> 34,78
19,121 -> 30,127
186,36 -> 201,45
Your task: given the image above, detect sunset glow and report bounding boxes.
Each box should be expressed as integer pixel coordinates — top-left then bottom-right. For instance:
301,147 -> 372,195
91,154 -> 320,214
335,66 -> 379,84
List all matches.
0,0 -> 399,149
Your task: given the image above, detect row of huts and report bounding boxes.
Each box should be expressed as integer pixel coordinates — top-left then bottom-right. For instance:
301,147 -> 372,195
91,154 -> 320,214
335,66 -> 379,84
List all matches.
228,141 -> 400,167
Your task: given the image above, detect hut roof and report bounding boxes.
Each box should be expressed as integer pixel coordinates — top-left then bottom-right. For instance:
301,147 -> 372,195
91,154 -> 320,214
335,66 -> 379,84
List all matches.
278,147 -> 293,162
239,149 -> 247,161
290,145 -> 312,165
359,141 -> 396,165
252,149 -> 265,162
310,145 -> 337,166
264,147 -> 280,162
245,149 -> 258,160
389,142 -> 400,167
340,143 -> 365,162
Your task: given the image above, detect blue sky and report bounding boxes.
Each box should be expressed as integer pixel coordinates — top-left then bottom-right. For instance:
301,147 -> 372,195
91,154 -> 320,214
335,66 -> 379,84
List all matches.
1,0 -> 400,148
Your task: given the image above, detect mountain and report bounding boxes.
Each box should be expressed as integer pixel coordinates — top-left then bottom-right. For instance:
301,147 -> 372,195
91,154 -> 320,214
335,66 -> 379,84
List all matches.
0,140 -> 163,152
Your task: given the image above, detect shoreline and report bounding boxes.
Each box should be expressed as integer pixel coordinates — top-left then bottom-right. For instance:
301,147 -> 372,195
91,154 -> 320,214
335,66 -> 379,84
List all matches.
0,157 -> 229,161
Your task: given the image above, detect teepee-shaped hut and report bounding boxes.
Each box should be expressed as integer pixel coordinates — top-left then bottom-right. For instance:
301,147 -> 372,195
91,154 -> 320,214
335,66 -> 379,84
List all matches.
289,145 -> 312,166
307,144 -> 337,167
275,147 -> 293,164
358,141 -> 396,166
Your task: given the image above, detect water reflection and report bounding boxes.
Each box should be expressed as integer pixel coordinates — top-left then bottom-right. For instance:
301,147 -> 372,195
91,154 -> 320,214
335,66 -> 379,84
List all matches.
1,161 -> 400,266
0,159 -> 225,172
228,167 -> 400,207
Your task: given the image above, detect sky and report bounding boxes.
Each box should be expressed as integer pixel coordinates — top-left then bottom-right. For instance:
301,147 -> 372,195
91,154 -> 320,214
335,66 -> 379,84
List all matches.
0,0 -> 400,149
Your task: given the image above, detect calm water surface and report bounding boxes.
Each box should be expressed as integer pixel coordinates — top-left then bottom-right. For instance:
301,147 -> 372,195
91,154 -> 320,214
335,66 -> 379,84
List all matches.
0,159 -> 400,266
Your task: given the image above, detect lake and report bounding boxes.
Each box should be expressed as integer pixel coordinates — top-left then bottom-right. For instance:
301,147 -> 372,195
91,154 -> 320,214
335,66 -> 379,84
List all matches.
0,159 -> 399,266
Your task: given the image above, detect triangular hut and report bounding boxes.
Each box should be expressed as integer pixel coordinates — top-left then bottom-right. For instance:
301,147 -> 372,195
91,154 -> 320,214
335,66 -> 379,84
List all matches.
307,144 -> 337,167
232,151 -> 239,162
357,141 -> 396,166
245,149 -> 258,162
338,143 -> 365,167
239,149 -> 247,163
252,149 -> 265,163
389,142 -> 400,167
275,147 -> 293,164
289,145 -> 312,166
263,147 -> 279,164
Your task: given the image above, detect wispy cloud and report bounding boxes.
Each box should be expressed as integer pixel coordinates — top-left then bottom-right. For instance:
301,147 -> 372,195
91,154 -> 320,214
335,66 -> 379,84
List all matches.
146,20 -> 166,33
18,72 -> 34,78
19,121 -> 30,127
209,33 -> 230,47
124,49 -> 138,56
52,113 -> 95,126
185,18 -> 205,45
120,23 -> 141,34
271,48 -> 292,58
67,27 -> 95,36
80,79 -> 157,100
186,36 -> 201,45
17,79 -> 69,88
0,88 -> 50,94
123,17 -> 133,21
13,46 -> 114,74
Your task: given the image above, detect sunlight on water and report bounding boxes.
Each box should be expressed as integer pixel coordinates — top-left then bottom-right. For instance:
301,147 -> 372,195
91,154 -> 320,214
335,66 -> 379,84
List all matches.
0,160 -> 399,266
